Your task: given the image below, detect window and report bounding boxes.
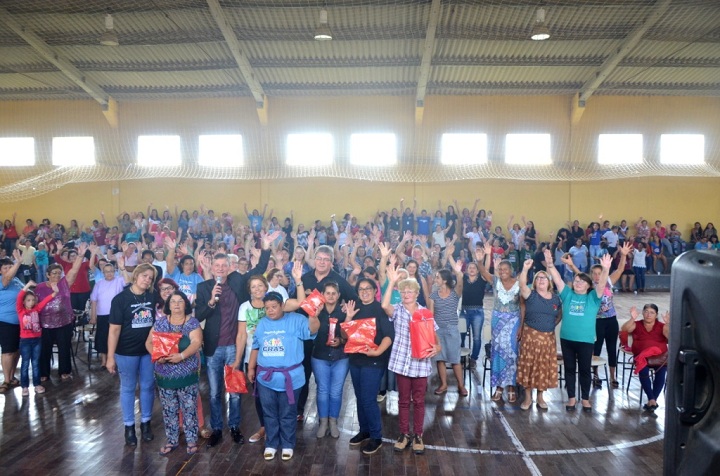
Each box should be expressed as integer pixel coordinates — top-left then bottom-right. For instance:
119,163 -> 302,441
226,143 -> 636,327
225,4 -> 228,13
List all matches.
660,134 -> 704,165
0,137 -> 34,166
505,134 -> 551,165
199,134 -> 243,167
598,134 -> 643,165
441,133 -> 488,165
137,135 -> 181,166
350,133 -> 396,166
52,136 -> 95,166
286,133 -> 333,166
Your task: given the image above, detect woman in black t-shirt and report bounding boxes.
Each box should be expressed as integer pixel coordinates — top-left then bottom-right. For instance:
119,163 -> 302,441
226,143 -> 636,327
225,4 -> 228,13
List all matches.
107,263 -> 157,447
344,278 -> 394,456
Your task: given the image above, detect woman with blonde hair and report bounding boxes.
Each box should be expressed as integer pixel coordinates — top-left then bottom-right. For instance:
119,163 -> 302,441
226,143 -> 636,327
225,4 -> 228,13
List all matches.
516,259 -> 561,410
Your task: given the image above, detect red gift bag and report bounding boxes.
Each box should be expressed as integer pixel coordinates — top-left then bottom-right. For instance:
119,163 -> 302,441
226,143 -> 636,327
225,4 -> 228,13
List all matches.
327,317 -> 338,345
224,365 -> 249,394
410,309 -> 437,359
300,289 -> 325,316
341,318 -> 378,354
151,332 -> 181,362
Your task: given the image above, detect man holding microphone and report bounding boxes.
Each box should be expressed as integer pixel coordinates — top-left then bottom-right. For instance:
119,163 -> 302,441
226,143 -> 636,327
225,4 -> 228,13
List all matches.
196,231 -> 280,448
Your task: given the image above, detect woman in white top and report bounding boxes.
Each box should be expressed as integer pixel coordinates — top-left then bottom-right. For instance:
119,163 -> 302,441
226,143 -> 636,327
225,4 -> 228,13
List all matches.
266,268 -> 289,302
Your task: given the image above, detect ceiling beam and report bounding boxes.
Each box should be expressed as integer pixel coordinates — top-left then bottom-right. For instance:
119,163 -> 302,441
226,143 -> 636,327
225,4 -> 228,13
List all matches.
577,0 -> 674,108
206,0 -> 267,124
0,6 -> 115,117
415,0 -> 442,126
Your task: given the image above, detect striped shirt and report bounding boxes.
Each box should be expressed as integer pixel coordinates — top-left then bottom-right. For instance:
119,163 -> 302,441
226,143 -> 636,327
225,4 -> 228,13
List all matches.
429,290 -> 460,329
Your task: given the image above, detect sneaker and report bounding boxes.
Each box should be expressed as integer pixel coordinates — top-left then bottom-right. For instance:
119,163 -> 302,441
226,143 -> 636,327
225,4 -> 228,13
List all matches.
349,432 -> 370,446
362,438 -> 383,455
22,387 -> 29,396
412,434 -> 425,455
387,390 -> 399,416
249,428 -> 265,443
393,433 -> 411,452
376,391 -> 387,402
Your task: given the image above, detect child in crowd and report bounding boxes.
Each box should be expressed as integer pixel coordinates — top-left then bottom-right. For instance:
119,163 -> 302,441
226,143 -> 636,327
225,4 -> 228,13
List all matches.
17,280 -> 58,396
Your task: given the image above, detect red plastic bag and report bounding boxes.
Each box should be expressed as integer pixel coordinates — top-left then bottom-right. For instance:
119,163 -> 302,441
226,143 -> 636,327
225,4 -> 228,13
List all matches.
341,318 -> 378,354
410,309 -> 437,359
300,289 -> 325,317
224,365 -> 249,394
327,318 -> 338,345
151,332 -> 181,362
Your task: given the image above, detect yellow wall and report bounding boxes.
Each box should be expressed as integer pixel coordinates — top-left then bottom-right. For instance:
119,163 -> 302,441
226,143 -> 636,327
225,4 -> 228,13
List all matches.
1,94 -> 719,236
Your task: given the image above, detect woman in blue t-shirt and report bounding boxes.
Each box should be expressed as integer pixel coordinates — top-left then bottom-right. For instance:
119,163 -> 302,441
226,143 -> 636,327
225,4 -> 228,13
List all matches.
248,291 -> 319,462
544,250 -> 611,412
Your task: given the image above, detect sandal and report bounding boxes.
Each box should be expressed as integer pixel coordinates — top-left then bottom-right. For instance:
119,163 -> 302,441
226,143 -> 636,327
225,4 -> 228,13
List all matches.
159,443 -> 178,456
0,382 -> 10,393
186,443 -> 198,455
611,380 -> 620,389
459,388 -> 469,397
9,378 -> 19,387
61,374 -> 73,381
507,390 -> 517,403
491,389 -> 503,402
434,387 -> 448,395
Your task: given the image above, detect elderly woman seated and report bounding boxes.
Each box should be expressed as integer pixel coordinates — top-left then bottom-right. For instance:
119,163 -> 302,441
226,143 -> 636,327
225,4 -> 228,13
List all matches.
620,304 -> 670,412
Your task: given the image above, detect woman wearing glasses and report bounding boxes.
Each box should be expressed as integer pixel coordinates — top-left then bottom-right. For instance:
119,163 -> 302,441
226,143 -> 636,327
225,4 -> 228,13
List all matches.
345,277 -> 395,456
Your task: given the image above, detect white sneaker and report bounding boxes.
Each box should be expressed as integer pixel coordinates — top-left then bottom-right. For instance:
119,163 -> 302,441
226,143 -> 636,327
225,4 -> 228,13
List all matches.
387,390 -> 399,416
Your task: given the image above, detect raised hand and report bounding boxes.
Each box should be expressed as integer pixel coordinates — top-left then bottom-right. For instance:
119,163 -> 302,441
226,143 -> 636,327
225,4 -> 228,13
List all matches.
483,241 -> 492,256
378,242 -> 391,258
452,260 -> 463,274
620,241 -> 632,256
345,300 -> 359,320
630,306 -> 639,320
522,259 -> 533,271
662,311 -> 670,324
544,249 -> 554,266
474,247 -> 485,262
600,253 -> 612,269
291,260 -> 303,282
386,263 -> 400,283
164,236 -> 176,251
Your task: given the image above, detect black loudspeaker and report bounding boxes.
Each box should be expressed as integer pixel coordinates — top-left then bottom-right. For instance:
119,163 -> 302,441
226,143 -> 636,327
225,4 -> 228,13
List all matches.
664,251 -> 720,475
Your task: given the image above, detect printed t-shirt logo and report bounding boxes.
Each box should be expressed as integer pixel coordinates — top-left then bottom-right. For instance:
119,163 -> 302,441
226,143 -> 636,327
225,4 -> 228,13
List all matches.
262,335 -> 285,357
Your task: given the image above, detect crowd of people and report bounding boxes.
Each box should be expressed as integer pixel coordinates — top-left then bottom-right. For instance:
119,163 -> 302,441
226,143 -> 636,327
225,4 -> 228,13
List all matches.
0,200 -> 702,458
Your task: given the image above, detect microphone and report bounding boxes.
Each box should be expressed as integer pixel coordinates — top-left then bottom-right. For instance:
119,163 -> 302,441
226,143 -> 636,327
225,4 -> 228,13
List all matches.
214,276 -> 222,301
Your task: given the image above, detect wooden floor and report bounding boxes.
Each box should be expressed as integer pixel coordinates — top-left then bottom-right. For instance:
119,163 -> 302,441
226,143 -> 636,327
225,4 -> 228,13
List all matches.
0,292 -> 669,476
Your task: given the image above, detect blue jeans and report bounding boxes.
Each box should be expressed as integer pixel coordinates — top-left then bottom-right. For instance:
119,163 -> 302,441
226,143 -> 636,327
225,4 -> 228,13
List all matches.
115,354 -> 155,426
206,345 -> 241,430
379,368 -> 397,393
36,264 -> 47,283
639,366 -> 667,401
634,267 -> 646,290
19,337 -> 41,388
461,307 -> 484,361
311,357 -> 350,418
257,383 -> 301,450
349,364 -> 384,440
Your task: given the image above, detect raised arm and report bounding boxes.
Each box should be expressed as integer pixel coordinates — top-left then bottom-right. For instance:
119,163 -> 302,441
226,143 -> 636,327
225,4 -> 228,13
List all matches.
609,242 -> 632,285
518,259 -> 533,299
381,263 -> 401,317
476,242 -> 494,283
594,254 -> 612,299
621,306 -> 639,334
544,248 -> 565,294
2,249 -> 22,287
662,311 -> 670,340
164,237 -> 178,275
65,243 -> 90,287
